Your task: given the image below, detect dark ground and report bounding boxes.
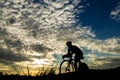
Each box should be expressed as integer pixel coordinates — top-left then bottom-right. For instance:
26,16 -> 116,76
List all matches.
0,67 -> 120,80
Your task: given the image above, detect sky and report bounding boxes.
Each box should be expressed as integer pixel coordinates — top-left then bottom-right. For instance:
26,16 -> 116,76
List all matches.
79,0 -> 120,39
0,0 -> 120,75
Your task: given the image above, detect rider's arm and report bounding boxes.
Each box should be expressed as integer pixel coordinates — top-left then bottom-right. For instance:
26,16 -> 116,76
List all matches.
67,48 -> 71,55
67,49 -> 72,57
62,49 -> 72,58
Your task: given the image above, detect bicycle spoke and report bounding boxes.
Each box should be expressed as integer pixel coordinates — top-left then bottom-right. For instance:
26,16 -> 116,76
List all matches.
59,60 -> 75,74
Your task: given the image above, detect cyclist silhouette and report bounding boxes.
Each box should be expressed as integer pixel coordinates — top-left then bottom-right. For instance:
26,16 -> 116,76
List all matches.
62,41 -> 84,72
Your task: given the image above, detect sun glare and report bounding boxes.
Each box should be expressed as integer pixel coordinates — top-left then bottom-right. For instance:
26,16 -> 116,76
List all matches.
33,59 -> 49,65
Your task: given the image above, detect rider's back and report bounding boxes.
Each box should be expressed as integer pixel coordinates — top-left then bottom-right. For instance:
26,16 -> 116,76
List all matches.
69,45 -> 83,57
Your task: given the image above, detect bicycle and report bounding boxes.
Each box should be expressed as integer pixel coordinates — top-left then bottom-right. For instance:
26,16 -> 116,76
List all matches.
59,56 -> 89,74
59,57 -> 75,74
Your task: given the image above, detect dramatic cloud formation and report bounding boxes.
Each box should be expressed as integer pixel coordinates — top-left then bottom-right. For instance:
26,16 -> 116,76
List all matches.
0,0 -> 120,74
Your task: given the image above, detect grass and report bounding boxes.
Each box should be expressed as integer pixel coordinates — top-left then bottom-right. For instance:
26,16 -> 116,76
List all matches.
13,65 -> 57,76
0,66 -> 59,80
0,66 -> 119,80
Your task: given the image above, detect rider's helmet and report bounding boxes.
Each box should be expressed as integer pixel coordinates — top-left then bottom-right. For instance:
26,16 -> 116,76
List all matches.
66,41 -> 72,46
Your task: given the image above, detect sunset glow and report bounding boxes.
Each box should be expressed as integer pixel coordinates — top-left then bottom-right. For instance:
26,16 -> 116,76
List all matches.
0,0 -> 120,75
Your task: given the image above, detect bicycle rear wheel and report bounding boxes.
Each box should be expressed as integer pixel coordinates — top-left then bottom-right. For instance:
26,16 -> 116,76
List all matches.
59,60 -> 75,74
78,62 -> 89,72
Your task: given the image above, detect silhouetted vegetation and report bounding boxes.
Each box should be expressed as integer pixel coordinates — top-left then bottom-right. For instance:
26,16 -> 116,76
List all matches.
0,67 -> 119,80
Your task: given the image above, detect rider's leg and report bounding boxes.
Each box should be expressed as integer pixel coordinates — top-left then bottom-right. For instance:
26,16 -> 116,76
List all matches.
74,55 -> 80,72
79,59 -> 81,65
75,55 -> 82,72
74,60 -> 77,72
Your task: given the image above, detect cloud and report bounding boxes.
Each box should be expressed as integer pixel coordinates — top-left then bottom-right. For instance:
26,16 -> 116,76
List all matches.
85,52 -> 120,69
94,57 -> 120,69
0,47 -> 30,64
80,37 -> 120,54
0,0 -> 120,72
110,2 -> 120,21
0,0 -> 93,69
31,43 -> 52,53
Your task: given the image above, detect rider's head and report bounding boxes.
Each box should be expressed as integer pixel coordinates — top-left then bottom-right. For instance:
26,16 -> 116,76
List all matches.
66,41 -> 72,47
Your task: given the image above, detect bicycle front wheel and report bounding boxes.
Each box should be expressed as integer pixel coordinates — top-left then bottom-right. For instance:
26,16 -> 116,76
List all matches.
59,60 -> 75,74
